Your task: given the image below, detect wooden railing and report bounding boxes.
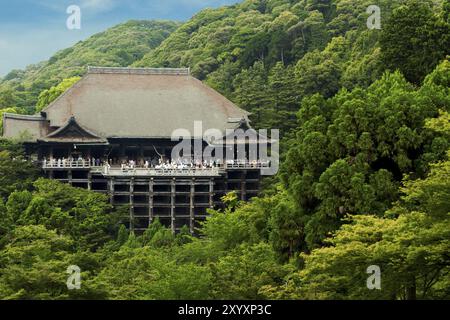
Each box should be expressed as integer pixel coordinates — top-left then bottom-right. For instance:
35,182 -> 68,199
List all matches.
41,160 -> 271,176
225,161 -> 271,169
42,160 -> 97,169
102,167 -> 222,177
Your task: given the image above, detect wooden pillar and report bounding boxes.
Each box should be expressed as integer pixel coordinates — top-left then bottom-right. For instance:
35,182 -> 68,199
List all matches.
68,170 -> 73,186
149,178 -> 154,225
209,178 -> 214,208
190,178 -> 195,234
130,178 -> 135,232
240,170 -> 247,201
171,178 -> 176,233
258,171 -> 262,194
87,172 -> 92,190
224,171 -> 229,194
108,177 -> 115,205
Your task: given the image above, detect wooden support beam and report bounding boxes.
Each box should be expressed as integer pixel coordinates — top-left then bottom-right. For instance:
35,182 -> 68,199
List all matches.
130,178 -> 135,232
240,170 -> 247,201
87,172 -> 92,190
209,178 -> 214,208
224,171 -> 228,194
149,178 -> 154,225
171,178 -> 176,233
190,178 -> 195,234
109,177 -> 115,205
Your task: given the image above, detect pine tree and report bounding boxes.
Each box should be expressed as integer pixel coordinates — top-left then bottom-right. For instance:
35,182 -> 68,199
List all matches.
116,224 -> 129,247
380,0 -> 449,84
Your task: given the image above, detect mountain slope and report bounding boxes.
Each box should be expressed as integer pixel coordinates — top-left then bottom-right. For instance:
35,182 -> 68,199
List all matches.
0,20 -> 180,112
132,0 -> 403,130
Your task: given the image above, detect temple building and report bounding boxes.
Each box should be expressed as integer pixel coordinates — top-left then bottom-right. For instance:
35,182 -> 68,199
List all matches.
2,67 -> 272,233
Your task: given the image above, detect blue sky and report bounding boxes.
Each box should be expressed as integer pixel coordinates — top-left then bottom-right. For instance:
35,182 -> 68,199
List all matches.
0,0 -> 241,77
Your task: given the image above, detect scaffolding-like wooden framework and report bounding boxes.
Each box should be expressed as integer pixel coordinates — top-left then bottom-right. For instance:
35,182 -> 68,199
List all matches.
44,165 -> 261,233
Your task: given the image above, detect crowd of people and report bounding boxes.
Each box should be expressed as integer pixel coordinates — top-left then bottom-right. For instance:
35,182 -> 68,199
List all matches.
43,156 -> 264,171
43,156 -> 103,168
120,157 -> 224,171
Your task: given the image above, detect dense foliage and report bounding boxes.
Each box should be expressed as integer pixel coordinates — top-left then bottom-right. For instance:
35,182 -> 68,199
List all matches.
133,0 -> 448,132
35,77 -> 81,112
0,0 -> 449,300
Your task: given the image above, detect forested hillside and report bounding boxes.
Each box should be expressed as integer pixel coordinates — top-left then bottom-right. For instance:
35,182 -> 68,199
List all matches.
0,0 -> 449,300
0,20 -> 179,113
134,0 -> 443,131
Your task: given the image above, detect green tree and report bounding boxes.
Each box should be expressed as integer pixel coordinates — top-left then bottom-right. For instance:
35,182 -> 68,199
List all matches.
91,247 -> 211,299
210,242 -> 293,299
0,149 -> 38,201
5,179 -> 120,251
116,224 -> 129,247
0,225 -> 75,299
380,0 -> 449,84
35,77 -> 81,112
282,60 -> 449,251
297,153 -> 450,300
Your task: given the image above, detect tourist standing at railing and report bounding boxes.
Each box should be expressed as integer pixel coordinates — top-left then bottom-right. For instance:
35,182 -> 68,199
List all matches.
103,162 -> 110,175
37,156 -> 266,170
